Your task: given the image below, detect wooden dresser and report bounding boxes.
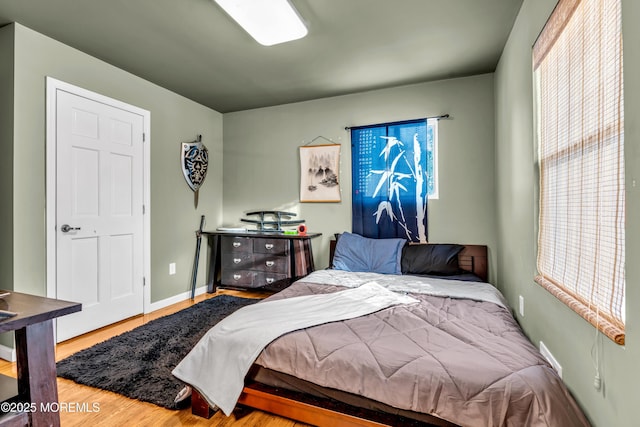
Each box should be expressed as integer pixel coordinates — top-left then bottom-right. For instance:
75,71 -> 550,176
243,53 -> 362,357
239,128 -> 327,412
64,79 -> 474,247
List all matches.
202,231 -> 321,293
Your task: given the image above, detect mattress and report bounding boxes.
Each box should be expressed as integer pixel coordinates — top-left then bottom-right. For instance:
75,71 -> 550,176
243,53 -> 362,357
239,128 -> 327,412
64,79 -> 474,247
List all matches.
252,270 -> 590,427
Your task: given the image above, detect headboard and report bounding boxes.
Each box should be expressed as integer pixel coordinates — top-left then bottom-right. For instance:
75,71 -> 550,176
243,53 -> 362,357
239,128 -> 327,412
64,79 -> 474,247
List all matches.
329,240 -> 488,282
456,244 -> 488,282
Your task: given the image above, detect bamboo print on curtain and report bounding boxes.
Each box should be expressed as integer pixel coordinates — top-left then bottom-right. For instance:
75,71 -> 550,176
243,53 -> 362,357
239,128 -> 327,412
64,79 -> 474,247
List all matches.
351,119 -> 433,242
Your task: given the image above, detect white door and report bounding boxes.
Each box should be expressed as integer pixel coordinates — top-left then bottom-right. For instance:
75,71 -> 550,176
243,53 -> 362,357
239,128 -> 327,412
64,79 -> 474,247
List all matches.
54,89 -> 145,342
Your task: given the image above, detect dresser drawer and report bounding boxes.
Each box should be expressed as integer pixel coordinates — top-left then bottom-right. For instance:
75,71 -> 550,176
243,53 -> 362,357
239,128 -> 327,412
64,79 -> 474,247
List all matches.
221,236 -> 252,253
221,270 -> 255,287
253,238 -> 289,255
253,254 -> 289,274
254,272 -> 288,288
222,252 -> 254,270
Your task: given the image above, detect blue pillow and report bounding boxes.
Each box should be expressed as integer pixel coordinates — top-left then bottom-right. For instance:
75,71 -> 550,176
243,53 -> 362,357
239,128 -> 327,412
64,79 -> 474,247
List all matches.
332,232 -> 405,274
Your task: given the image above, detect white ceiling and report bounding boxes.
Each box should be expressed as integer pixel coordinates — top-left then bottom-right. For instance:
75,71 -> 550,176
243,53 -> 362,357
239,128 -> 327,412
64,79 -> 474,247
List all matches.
0,0 -> 523,113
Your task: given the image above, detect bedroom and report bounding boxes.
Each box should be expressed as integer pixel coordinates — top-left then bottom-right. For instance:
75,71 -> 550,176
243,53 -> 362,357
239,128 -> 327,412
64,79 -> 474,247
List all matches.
0,0 -> 638,426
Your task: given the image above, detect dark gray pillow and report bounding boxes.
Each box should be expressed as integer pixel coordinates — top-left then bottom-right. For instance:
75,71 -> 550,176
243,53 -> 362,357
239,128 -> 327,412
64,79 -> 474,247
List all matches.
401,243 -> 465,276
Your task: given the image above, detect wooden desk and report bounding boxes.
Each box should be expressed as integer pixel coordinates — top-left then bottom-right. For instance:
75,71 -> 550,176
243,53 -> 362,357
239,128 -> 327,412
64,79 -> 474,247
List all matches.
202,231 -> 321,293
0,291 -> 81,426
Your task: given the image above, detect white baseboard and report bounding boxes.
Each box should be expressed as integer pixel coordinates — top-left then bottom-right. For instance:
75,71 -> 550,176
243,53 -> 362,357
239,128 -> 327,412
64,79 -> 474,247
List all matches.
147,285 -> 208,313
0,343 -> 16,362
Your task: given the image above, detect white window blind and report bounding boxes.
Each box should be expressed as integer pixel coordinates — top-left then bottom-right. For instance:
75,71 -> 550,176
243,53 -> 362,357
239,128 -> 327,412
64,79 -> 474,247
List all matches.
533,0 -> 625,344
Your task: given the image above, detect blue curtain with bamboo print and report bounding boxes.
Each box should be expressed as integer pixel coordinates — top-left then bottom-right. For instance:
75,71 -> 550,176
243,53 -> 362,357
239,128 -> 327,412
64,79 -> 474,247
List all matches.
351,119 -> 431,243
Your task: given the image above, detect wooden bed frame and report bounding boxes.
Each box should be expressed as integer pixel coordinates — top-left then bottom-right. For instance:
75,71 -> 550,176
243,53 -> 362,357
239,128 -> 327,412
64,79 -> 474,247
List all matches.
191,242 -> 488,427
453,244 -> 488,282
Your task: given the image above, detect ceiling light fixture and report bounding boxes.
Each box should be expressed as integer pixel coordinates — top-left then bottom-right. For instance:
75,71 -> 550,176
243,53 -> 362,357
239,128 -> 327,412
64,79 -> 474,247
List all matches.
214,0 -> 308,46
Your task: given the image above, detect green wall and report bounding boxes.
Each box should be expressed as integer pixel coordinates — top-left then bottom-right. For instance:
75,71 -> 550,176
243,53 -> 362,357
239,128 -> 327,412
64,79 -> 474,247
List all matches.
6,23 -> 223,303
222,74 -> 497,272
0,25 -> 14,292
495,1 -> 640,426
0,25 -> 15,348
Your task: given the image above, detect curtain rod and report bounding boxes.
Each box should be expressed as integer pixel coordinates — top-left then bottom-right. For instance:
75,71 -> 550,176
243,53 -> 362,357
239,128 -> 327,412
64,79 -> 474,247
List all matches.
344,114 -> 450,131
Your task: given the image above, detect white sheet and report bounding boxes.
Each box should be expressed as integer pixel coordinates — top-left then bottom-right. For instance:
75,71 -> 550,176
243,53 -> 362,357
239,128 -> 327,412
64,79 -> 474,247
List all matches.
302,269 -> 509,309
171,281 -> 417,415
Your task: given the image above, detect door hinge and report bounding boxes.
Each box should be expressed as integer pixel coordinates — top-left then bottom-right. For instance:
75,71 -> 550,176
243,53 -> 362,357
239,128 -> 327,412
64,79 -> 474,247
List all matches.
142,133 -> 146,142
143,277 -> 146,287
142,204 -> 146,214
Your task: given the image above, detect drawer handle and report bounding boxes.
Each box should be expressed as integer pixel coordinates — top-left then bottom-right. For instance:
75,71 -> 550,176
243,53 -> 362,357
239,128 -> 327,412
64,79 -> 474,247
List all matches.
265,243 -> 274,250
233,274 -> 241,280
233,258 -> 241,264
266,278 -> 275,284
233,242 -> 242,248
265,260 -> 275,267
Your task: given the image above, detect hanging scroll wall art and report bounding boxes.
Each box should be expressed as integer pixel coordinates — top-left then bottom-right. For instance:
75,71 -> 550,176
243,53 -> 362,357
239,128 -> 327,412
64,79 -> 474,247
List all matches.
299,143 -> 341,203
181,135 -> 208,208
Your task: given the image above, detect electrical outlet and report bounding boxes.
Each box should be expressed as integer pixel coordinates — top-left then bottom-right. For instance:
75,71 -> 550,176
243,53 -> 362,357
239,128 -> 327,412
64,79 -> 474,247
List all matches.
169,262 -> 176,275
519,295 -> 524,317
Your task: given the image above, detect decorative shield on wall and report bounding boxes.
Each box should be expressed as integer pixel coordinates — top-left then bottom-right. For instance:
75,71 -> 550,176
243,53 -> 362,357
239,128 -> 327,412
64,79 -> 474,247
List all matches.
181,139 -> 209,192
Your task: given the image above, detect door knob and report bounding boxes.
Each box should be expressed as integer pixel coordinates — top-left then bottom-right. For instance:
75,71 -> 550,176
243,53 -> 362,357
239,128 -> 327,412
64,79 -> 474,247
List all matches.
60,224 -> 81,233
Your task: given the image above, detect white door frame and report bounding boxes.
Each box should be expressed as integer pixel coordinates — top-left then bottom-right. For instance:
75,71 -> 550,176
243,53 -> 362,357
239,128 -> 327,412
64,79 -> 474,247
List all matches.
45,77 -> 151,316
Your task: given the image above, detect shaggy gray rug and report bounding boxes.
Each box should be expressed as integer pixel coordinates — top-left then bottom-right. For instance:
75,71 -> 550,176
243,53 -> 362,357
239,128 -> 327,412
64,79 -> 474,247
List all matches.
56,295 -> 259,409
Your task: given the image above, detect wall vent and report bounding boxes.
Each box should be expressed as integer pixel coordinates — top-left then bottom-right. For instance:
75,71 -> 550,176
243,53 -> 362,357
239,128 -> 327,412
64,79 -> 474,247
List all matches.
539,341 -> 563,378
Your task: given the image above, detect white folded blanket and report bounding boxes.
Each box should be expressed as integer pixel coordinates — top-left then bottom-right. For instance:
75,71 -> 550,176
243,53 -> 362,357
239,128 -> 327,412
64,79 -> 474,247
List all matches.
172,281 -> 417,415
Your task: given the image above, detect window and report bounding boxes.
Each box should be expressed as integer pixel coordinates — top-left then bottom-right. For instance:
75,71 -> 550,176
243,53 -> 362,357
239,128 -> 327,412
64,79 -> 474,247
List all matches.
534,0 -> 625,344
350,118 -> 437,243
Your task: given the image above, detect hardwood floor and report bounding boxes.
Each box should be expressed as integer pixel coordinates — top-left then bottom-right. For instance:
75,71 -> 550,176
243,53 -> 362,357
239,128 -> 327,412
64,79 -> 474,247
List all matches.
0,289 -> 311,427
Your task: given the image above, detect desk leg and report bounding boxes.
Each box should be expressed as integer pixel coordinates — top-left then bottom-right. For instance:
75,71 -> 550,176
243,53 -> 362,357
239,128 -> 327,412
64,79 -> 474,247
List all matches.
302,239 -> 315,272
15,319 -> 60,427
205,234 -> 220,293
291,239 -> 315,278
289,240 -> 297,279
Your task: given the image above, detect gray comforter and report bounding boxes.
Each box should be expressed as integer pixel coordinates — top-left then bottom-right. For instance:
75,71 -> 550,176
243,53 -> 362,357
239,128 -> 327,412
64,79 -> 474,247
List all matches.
173,281 -> 417,415
254,271 -> 590,427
